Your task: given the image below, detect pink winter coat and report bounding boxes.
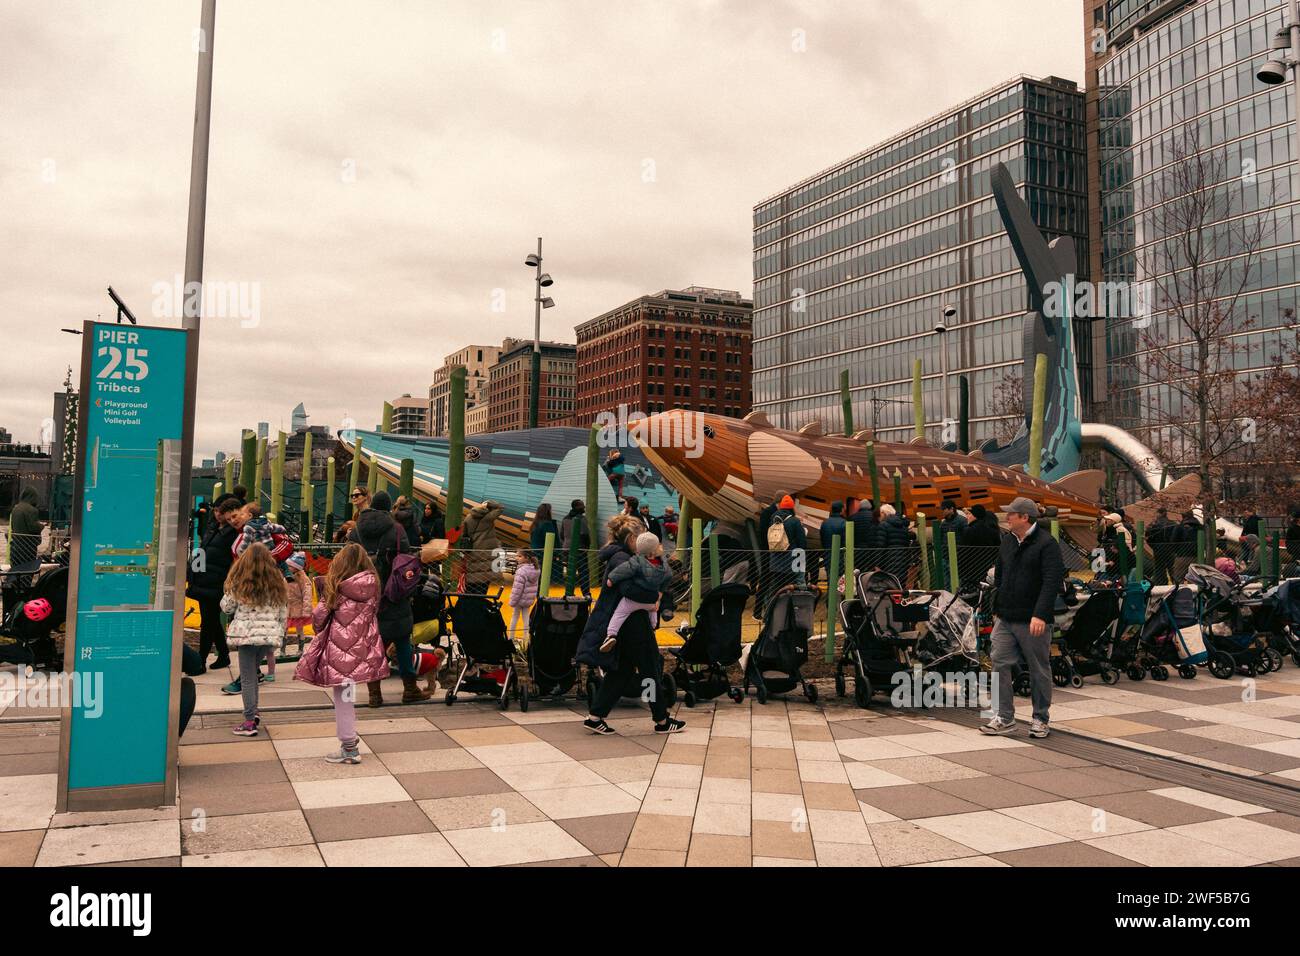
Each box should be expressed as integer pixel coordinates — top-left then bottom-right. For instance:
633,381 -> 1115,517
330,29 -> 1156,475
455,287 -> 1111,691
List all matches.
510,562 -> 540,608
293,571 -> 391,688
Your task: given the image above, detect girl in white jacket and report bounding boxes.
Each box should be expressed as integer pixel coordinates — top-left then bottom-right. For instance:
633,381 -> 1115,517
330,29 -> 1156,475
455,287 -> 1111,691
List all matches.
222,543 -> 288,736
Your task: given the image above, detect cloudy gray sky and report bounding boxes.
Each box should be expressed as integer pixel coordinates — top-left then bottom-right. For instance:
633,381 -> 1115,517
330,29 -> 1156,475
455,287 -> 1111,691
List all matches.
1,0 -> 1082,461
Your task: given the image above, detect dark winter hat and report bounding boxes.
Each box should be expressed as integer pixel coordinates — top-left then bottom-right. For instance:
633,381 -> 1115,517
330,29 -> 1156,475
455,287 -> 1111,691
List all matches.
371,491 -> 392,511
830,501 -> 843,514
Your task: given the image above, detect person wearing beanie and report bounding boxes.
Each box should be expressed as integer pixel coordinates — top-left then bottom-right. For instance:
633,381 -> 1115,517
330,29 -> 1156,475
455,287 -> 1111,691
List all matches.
347,487 -> 428,705
819,501 -> 847,590
762,493 -> 808,617
959,502 -> 1002,587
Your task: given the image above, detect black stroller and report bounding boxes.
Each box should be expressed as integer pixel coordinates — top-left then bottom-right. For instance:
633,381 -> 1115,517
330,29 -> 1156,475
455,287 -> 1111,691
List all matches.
1186,564 -> 1276,677
1135,583 -> 1205,680
1050,580 -> 1128,687
1254,578 -> 1300,666
836,569 -> 936,708
667,580 -> 749,707
520,595 -> 590,711
0,563 -> 68,671
745,585 -> 819,704
444,591 -> 519,709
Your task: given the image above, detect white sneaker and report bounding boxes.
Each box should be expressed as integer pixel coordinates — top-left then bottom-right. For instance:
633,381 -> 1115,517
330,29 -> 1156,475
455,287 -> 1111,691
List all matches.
1029,719 -> 1050,739
980,716 -> 1017,736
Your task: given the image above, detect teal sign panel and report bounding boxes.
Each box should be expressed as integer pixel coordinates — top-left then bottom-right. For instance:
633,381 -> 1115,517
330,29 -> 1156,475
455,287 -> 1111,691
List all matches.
68,323 -> 188,791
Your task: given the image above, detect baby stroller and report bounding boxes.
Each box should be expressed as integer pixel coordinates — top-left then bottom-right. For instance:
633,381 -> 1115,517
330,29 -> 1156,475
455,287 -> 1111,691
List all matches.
667,580 -> 749,707
444,591 -> 518,709
0,563 -> 67,671
1134,583 -> 1203,680
1251,578 -> 1300,667
1050,579 -> 1129,687
1185,564 -> 1276,678
745,585 -> 818,704
835,570 -> 935,708
520,594 -> 590,711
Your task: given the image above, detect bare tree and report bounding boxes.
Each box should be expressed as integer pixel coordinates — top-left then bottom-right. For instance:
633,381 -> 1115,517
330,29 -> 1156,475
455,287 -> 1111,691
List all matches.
1129,122 -> 1277,534
986,367 -> 1023,445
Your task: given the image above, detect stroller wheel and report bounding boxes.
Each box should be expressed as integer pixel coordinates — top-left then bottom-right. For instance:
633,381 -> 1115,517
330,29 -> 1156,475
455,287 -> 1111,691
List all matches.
1151,666 -> 1169,681
1013,674 -> 1033,698
1264,649 -> 1283,673
445,692 -> 456,706
1052,672 -> 1068,688
1125,665 -> 1145,682
805,683 -> 818,704
854,674 -> 872,709
661,672 -> 678,706
728,687 -> 744,704
684,690 -> 696,708
519,681 -> 530,713
1069,675 -> 1084,689
835,664 -> 846,698
1178,664 -> 1197,679
1101,667 -> 1120,686
1208,652 -> 1234,679
756,685 -> 769,705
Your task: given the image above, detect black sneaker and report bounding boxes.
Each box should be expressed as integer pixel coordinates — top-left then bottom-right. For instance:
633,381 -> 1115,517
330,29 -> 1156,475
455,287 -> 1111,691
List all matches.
584,718 -> 615,736
654,717 -> 686,734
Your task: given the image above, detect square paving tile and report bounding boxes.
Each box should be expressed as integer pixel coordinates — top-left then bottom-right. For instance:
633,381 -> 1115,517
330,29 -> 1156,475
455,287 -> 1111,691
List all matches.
418,791 -> 547,830
992,842 -> 1143,866
0,829 -> 43,866
1121,731 -> 1226,754
618,848 -> 686,866
854,784 -> 983,820
869,756 -> 986,784
1148,786 -> 1268,817
703,753 -> 750,779
917,810 -> 1070,855
1086,828 -> 1265,866
180,781 -> 300,819
36,820 -> 180,867
929,776 -> 1062,810
807,808 -> 872,844
640,787 -> 698,817
181,809 -> 313,856
1167,816 -> 1300,863
686,833 -> 751,867
866,821 -> 977,866
492,761 -> 606,791
997,800 -> 1152,841
1057,716 -> 1164,737
279,757 -> 392,784
1194,744 -> 1300,773
425,711 -> 515,731
584,755 -> 659,785
181,759 -> 290,786
550,736 -> 656,761
692,801 -> 750,836
801,782 -> 860,811
445,725 -> 540,748
557,812 -> 637,855
394,768 -> 512,800
179,740 -> 279,766
627,812 -> 693,851
360,731 -> 458,753
377,749 -> 484,775
796,760 -> 850,784
318,832 -> 465,866
699,776 -> 751,806
467,741 -> 573,768
304,800 -> 440,843
272,737 -> 375,760
443,820 -> 589,866
182,845 -> 324,866
751,748 -> 797,770
1088,790 -> 1230,827
659,743 -> 708,766
941,750 -> 1055,775
520,784 -> 642,820
835,738 -> 923,761
0,752 -> 57,776
813,842 -> 882,866
1004,767 -> 1149,799
751,819 -> 815,860
292,775 -> 413,810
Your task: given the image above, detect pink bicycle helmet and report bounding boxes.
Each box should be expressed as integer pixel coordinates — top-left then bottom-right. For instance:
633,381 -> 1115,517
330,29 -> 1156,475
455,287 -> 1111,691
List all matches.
22,599 -> 52,622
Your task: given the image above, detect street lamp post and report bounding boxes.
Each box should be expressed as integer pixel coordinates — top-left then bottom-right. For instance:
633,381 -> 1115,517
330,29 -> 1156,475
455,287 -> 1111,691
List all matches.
524,238 -> 555,429
935,304 -> 957,426
1258,0 -> 1300,199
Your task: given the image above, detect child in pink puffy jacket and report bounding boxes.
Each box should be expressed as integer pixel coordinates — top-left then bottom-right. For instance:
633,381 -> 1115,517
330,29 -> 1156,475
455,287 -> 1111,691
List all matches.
509,549 -> 540,639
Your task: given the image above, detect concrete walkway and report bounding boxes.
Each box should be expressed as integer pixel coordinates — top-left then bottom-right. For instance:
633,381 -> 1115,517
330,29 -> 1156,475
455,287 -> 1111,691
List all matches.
6,688 -> 1300,867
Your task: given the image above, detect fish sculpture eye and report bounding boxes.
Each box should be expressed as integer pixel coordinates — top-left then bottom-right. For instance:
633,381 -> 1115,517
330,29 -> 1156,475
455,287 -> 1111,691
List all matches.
464,446 -> 481,462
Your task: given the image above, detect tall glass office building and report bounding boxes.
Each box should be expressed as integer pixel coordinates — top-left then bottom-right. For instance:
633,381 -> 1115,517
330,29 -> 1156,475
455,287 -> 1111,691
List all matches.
1096,0 -> 1299,466
752,76 -> 1089,446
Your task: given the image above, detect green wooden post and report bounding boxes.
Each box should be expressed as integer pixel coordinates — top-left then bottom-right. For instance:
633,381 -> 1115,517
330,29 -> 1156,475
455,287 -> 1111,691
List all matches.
893,469 -> 903,512
1050,518 -> 1060,541
947,530 -> 959,593
223,456 -> 235,495
377,403 -> 394,493
844,520 -> 855,589
1028,353 -> 1048,479
866,442 -> 881,511
399,458 -> 414,503
1272,533 -> 1282,585
1158,466 -> 1168,490
826,533 -> 841,664
585,424 -> 600,589
366,448 -> 380,496
958,375 -> 970,453
301,432 -> 314,541
539,531 -> 556,596
271,430 -> 286,518
212,481 -> 224,501
254,437 -> 267,507
348,437 -> 363,516
708,532 -> 720,589
690,517 -> 703,624
677,499 -> 692,554
912,358 -> 925,441
240,429 -> 257,492
1196,530 -> 1206,569
325,456 -> 336,522
566,522 -> 580,595
917,512 -> 930,589
325,512 -> 335,543
445,367 -> 466,583
1135,521 -> 1146,580
840,369 -> 853,436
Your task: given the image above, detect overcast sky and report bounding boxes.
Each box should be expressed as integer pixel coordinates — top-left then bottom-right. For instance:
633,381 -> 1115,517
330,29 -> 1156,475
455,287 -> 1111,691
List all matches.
1,0 -> 1083,461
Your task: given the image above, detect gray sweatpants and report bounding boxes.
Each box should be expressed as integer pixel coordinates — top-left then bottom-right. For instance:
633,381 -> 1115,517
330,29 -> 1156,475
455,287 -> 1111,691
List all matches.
990,618 -> 1051,723
238,646 -> 266,721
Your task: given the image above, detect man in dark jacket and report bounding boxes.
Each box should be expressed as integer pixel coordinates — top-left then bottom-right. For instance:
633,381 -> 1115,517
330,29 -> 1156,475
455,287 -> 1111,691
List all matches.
849,498 -> 880,573
959,504 -> 1002,588
4,486 -> 43,619
1147,507 -> 1177,584
982,497 -> 1065,739
1172,511 -> 1203,583
877,503 -> 914,582
1241,509 -> 1261,539
817,501 -> 846,588
1287,512 -> 1300,562
348,490 -> 426,705
936,500 -> 967,587
559,500 -> 593,594
187,497 -> 241,669
638,504 -> 663,542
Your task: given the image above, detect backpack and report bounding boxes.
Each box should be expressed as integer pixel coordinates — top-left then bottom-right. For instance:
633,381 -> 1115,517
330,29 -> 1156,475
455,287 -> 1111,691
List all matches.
767,517 -> 790,552
363,521 -> 422,607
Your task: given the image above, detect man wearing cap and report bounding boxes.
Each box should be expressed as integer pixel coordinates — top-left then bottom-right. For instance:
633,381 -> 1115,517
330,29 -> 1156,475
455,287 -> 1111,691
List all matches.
982,496 -> 1065,739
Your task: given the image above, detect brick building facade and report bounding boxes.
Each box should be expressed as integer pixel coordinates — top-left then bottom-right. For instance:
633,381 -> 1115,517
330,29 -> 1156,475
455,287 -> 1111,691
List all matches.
487,339 -> 577,432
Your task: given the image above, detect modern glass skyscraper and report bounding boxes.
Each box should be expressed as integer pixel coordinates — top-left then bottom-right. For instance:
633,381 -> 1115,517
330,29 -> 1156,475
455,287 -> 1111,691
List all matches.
751,76 -> 1089,447
1095,0 -> 1299,468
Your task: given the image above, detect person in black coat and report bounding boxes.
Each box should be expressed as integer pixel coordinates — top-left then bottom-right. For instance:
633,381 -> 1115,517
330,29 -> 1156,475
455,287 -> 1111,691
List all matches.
877,503 -> 915,583
1146,507 -> 1177,584
576,526 -> 639,672
638,504 -> 664,541
958,504 -> 1001,588
420,502 -> 444,544
186,497 -> 241,669
820,501 -> 847,583
348,491 -> 425,706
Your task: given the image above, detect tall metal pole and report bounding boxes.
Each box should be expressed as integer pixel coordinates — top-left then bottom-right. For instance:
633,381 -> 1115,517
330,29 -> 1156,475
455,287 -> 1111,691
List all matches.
529,237 -> 542,429
182,0 -> 216,334
938,328 -> 950,425
1291,0 -> 1300,199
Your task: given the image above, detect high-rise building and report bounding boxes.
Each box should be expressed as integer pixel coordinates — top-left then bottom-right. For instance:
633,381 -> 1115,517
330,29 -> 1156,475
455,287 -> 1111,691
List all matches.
574,286 -> 753,426
1090,0 -> 1299,471
428,343 -> 502,437
257,421 -> 269,441
389,394 -> 428,436
751,75 -> 1089,446
291,402 -> 308,433
488,339 -> 577,432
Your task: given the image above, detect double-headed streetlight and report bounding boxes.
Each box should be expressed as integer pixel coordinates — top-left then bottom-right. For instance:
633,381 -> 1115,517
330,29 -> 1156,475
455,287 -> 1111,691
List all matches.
524,238 -> 555,429
935,303 -> 957,424
1258,0 -> 1300,198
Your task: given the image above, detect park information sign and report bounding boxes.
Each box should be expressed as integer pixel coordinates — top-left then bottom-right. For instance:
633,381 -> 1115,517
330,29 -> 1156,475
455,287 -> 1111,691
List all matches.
58,321 -> 193,812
